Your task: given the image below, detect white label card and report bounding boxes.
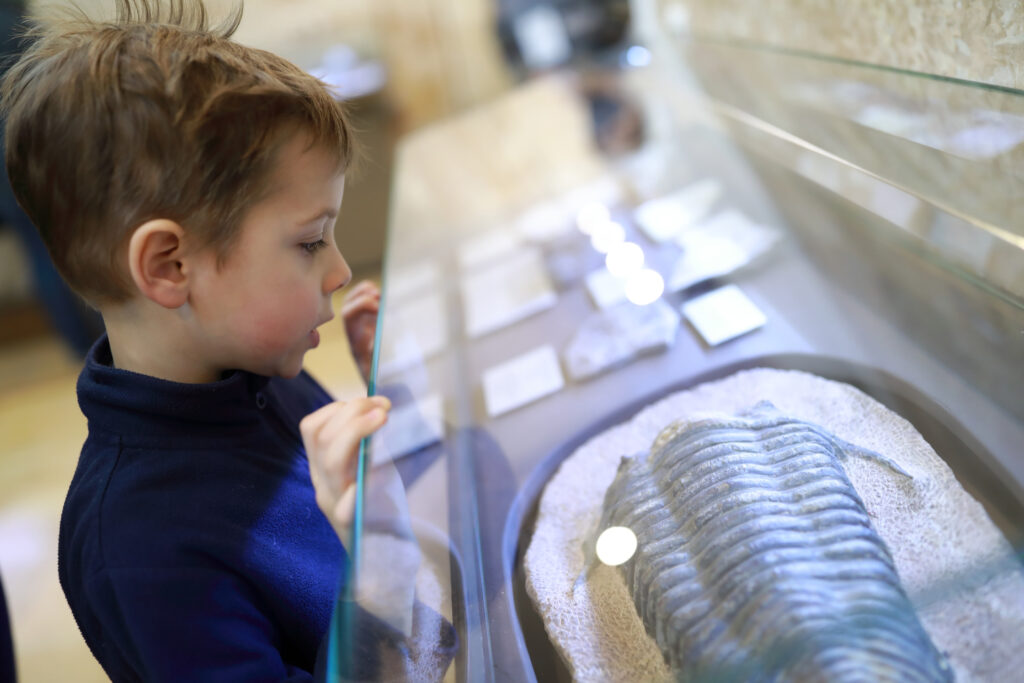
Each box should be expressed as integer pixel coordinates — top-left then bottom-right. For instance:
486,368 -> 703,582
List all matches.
634,179 -> 722,243
669,231 -> 751,292
681,284 -> 767,346
482,345 -> 565,417
669,208 -> 779,292
460,248 -> 557,338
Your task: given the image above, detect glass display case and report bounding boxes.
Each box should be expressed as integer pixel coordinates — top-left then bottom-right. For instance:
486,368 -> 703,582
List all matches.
327,29 -> 1024,683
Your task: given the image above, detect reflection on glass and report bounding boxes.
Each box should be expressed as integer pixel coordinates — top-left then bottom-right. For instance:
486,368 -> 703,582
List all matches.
591,220 -> 626,253
595,526 -> 638,566
605,241 -> 645,277
576,202 -> 610,235
625,267 -> 664,305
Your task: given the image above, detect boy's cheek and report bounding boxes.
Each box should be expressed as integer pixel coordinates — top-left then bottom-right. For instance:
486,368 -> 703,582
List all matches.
234,315 -> 305,358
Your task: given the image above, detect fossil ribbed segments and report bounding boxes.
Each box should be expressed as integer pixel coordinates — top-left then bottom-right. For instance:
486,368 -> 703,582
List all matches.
597,401 -> 953,682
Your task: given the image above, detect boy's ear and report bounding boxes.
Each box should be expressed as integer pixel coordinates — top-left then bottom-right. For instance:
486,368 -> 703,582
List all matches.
127,219 -> 190,309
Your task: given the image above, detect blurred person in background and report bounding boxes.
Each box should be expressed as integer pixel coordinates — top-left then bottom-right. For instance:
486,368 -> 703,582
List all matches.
0,0 -> 104,356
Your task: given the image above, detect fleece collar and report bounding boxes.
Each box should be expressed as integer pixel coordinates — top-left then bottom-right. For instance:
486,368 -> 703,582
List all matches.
77,335 -> 272,438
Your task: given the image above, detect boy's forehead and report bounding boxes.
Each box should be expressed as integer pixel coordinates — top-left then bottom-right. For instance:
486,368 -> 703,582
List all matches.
263,136 -> 346,197
278,125 -> 346,164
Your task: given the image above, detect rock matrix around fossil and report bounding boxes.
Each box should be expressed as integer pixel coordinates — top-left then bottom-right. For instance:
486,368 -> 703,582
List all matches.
594,401 -> 953,681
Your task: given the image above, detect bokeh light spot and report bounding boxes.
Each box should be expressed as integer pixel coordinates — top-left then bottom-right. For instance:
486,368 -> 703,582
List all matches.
596,526 -> 638,566
625,268 -> 664,305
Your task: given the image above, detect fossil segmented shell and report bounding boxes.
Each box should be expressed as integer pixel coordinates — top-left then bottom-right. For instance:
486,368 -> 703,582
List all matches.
593,401 -> 953,681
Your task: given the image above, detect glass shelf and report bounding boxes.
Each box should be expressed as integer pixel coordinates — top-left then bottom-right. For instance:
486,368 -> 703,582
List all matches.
668,39 -> 1024,286
329,37 -> 1024,682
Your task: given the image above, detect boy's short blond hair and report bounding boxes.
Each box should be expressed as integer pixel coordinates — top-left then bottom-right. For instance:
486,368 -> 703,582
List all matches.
1,0 -> 353,304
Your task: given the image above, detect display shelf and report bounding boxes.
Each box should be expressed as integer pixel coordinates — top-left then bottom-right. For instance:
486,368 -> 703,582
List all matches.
670,39 -> 1024,242
330,38 -> 1024,681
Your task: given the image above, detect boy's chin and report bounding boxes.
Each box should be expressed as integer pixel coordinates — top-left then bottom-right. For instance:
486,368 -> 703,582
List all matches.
274,361 -> 305,379
248,354 -> 305,380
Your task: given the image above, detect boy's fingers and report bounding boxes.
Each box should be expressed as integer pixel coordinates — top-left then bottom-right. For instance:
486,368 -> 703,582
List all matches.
309,460 -> 328,502
301,392 -> 389,548
342,280 -> 379,303
299,400 -> 347,441
328,406 -> 388,462
356,279 -> 380,295
303,397 -> 390,492
345,279 -> 375,295
332,483 -> 358,543
344,299 -> 379,316
317,397 -> 389,444
342,281 -> 380,303
341,295 -> 379,319
323,408 -> 389,492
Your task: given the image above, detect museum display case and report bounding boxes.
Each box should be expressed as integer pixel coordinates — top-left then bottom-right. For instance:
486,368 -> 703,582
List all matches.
325,26 -> 1024,682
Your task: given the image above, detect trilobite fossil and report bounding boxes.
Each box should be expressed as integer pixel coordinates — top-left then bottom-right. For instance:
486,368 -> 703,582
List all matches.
581,401 -> 952,681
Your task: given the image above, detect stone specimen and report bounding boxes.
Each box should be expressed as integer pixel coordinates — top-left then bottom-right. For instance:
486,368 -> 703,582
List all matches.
563,299 -> 679,381
587,401 -> 953,681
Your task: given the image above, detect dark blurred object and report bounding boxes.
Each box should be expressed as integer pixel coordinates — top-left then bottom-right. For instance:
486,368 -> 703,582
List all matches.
496,0 -> 630,72
1,573 -> 14,683
494,1 -> 642,156
581,70 -> 645,155
0,193 -> 105,356
0,0 -> 103,356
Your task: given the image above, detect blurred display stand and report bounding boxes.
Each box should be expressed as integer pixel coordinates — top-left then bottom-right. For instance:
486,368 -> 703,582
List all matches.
496,0 -> 631,73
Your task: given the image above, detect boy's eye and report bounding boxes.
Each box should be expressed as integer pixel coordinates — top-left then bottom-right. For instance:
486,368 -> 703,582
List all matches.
301,239 -> 328,254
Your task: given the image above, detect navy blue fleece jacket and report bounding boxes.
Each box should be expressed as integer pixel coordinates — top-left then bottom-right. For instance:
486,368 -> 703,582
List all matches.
58,336 -> 343,681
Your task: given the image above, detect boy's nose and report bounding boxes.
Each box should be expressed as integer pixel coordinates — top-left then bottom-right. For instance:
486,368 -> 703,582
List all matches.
323,244 -> 351,294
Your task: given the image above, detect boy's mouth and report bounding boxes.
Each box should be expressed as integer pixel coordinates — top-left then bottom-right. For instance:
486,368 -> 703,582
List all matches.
309,329 -> 321,348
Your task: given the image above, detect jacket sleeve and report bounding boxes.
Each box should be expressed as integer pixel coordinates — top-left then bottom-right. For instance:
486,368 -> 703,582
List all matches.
90,566 -> 317,682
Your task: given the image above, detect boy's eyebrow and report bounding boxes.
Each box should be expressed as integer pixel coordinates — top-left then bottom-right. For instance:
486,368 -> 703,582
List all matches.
299,209 -> 338,225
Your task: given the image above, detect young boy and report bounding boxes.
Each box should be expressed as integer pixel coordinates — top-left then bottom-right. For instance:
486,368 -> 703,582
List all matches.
1,0 -> 390,679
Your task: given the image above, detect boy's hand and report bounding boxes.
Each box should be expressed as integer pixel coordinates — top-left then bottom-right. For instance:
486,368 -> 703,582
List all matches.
299,396 -> 391,547
341,280 -> 380,382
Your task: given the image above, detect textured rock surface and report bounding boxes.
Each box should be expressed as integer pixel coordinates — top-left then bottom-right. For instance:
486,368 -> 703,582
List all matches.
524,369 -> 1024,681
652,0 -> 1024,91
594,401 -> 950,680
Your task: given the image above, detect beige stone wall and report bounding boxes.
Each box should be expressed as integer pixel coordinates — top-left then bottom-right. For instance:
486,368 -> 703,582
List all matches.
225,0 -> 513,131
390,74 -> 610,242
652,0 -> 1024,91
31,0 -> 513,131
